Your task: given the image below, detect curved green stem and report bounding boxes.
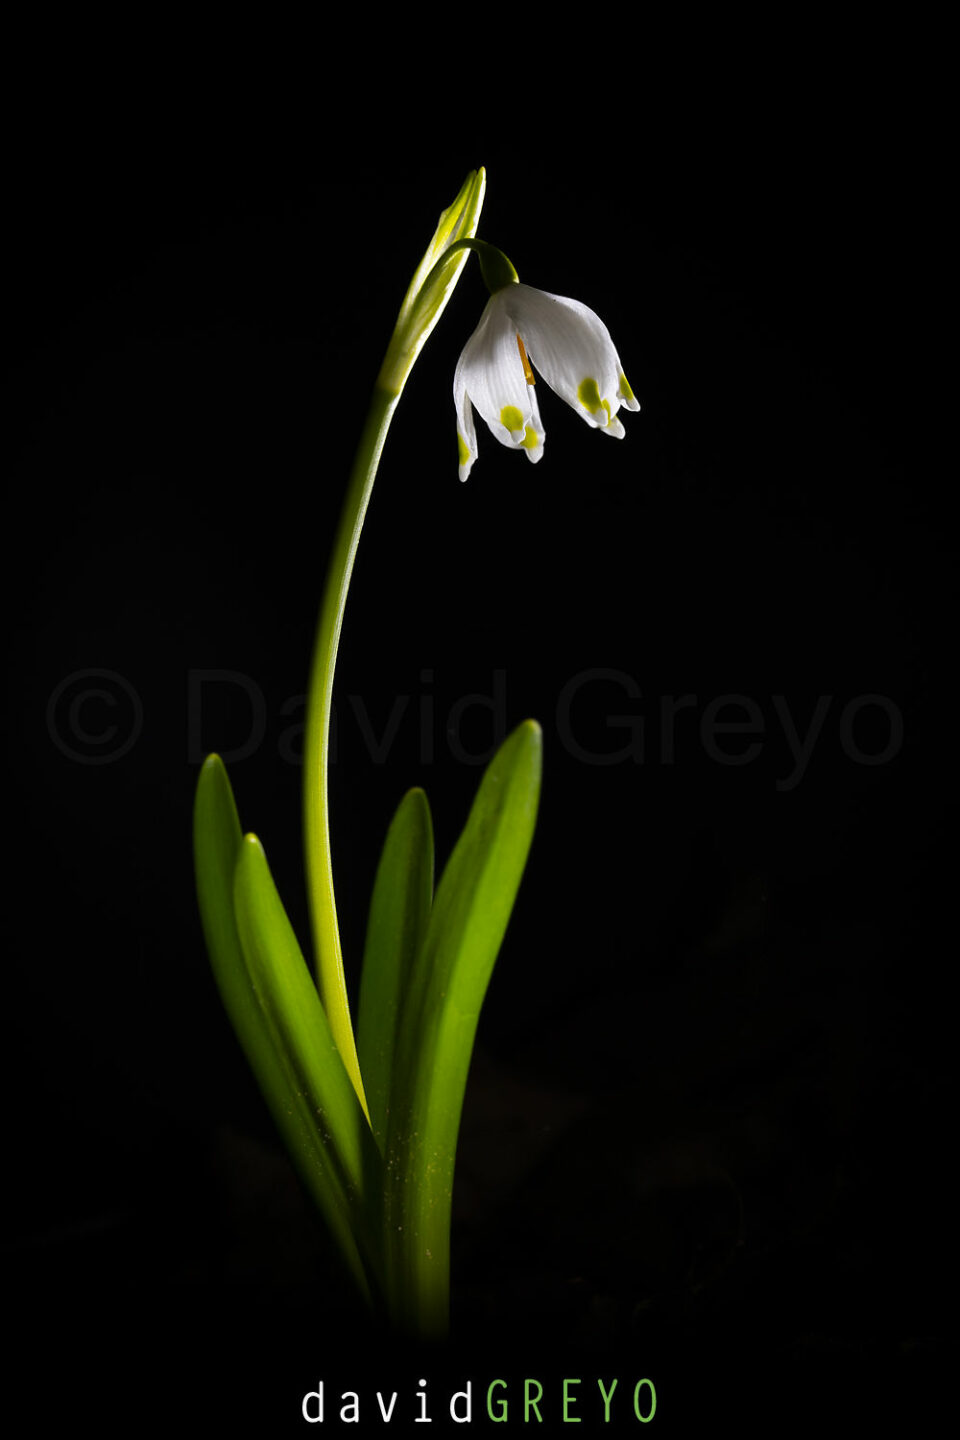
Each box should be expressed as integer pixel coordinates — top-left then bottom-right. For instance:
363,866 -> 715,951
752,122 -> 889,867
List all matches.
302,170 -> 486,1125
303,385 -> 398,1120
448,238 -> 518,293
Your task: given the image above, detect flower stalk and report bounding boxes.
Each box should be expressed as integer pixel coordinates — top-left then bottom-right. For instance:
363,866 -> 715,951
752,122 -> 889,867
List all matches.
303,383 -> 397,1118
302,179 -> 494,1115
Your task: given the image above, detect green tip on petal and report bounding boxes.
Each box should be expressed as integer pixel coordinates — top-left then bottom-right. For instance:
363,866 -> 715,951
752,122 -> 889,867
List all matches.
618,372 -> 640,410
577,377 -> 604,414
458,430 -> 475,481
521,423 -> 544,457
577,376 -> 613,425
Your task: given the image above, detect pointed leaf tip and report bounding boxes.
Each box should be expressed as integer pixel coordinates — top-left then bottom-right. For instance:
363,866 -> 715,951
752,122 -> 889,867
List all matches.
358,784 -> 435,1149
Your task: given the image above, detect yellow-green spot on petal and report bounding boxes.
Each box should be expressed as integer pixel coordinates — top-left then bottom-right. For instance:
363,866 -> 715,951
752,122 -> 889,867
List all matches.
577,377 -> 604,414
500,404 -> 524,432
619,373 -> 636,403
520,426 -> 540,451
457,432 -> 472,467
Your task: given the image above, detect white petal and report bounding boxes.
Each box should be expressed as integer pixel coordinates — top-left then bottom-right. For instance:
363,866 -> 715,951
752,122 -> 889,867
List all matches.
503,283 -> 637,431
453,290 -> 545,475
617,373 -> 641,412
456,394 -> 478,482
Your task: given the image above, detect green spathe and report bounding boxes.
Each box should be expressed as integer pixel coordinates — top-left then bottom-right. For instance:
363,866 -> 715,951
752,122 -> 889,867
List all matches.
378,169 -> 487,395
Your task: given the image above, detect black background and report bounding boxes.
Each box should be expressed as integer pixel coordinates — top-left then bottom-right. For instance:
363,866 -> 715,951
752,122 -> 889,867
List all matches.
6,50 -> 953,1432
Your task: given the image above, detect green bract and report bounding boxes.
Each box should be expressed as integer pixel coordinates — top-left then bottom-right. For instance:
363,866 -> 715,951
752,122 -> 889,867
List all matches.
378,169 -> 487,396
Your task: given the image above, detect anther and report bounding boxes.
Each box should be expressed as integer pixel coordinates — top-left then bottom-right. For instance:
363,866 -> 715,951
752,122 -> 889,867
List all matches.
517,334 -> 535,385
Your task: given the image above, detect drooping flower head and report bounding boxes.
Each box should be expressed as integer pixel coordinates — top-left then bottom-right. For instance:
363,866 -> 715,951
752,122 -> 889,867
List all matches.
455,275 -> 639,481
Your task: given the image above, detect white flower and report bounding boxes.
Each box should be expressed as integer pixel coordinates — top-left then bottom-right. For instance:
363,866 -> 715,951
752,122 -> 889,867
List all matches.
454,282 -> 639,481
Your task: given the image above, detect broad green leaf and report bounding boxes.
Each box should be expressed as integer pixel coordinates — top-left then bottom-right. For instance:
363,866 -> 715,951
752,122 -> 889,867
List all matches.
193,755 -> 373,1301
357,787 -> 434,1152
194,755 -> 300,1117
384,720 -> 542,1336
232,832 -> 382,1272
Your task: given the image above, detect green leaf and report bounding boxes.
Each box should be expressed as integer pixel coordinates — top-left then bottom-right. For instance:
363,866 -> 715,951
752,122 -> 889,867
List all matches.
384,720 -> 542,1336
232,831 -> 383,1278
193,755 -> 292,1117
193,755 -> 374,1302
357,787 -> 434,1152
